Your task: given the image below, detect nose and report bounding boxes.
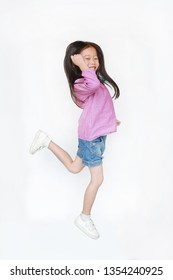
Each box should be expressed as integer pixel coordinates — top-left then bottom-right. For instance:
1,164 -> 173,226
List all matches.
90,58 -> 95,65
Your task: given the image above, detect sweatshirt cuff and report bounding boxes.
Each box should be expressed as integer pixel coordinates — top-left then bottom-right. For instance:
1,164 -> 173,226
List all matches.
82,68 -> 95,76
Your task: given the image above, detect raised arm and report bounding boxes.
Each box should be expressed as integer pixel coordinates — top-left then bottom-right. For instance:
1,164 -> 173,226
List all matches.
71,54 -> 89,71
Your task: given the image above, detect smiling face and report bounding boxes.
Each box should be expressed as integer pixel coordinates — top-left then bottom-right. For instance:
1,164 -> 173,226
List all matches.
80,46 -> 99,71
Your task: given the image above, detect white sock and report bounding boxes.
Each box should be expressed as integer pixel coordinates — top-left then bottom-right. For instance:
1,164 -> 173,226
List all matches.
80,213 -> 90,222
43,136 -> 51,148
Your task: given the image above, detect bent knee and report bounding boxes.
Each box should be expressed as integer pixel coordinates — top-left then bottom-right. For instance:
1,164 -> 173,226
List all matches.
92,175 -> 104,186
68,166 -> 83,174
98,175 -> 104,186
69,169 -> 80,174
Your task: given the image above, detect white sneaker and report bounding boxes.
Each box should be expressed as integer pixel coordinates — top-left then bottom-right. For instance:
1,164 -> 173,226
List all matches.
29,130 -> 50,155
74,215 -> 100,240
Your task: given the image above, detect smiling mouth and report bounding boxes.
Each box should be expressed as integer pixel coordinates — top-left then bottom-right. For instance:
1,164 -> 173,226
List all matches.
89,66 -> 96,70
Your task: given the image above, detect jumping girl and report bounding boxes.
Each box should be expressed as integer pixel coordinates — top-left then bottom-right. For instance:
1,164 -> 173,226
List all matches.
29,40 -> 120,239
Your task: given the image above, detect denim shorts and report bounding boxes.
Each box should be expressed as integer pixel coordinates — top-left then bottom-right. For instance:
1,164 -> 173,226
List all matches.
77,136 -> 107,167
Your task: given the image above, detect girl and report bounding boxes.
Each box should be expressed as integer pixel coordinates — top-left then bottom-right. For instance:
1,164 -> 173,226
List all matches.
29,41 -> 120,240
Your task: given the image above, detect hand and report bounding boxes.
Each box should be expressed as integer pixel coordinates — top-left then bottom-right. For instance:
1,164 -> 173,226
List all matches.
116,119 -> 121,126
71,54 -> 89,71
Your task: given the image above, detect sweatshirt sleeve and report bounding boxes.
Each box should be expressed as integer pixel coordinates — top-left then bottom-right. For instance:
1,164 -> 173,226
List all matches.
73,69 -> 101,102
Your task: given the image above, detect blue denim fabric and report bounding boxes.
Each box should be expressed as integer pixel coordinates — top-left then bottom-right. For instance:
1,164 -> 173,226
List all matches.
77,136 -> 107,167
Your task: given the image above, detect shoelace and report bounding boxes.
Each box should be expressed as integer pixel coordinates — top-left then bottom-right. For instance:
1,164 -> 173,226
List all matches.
38,146 -> 44,150
34,146 -> 44,153
86,219 -> 97,232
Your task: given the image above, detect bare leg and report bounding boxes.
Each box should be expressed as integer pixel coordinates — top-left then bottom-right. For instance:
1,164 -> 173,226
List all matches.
48,141 -> 84,174
48,142 -> 103,214
82,165 -> 104,215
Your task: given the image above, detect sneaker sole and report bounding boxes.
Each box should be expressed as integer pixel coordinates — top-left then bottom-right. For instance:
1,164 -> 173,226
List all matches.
74,219 -> 99,240
29,130 -> 44,155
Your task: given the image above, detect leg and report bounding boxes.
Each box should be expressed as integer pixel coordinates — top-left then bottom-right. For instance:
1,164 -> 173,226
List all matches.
74,165 -> 103,239
48,141 -> 84,174
82,165 -> 104,215
29,130 -> 84,173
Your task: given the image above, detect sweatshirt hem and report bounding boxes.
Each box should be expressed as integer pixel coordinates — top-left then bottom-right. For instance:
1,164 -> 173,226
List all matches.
78,130 -> 116,141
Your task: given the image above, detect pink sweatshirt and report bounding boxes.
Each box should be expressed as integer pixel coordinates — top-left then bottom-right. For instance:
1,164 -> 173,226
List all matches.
74,69 -> 117,141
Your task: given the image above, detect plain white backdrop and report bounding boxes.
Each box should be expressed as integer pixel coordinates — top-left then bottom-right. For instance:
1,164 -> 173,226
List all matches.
0,0 -> 173,259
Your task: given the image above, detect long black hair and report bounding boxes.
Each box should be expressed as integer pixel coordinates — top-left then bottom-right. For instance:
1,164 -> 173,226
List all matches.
64,41 -> 120,106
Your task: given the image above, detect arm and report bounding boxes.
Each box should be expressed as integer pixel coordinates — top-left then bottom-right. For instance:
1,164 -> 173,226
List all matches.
71,54 -> 89,71
71,55 -> 100,99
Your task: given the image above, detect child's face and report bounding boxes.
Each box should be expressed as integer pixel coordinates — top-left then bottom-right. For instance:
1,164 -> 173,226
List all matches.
80,46 -> 99,71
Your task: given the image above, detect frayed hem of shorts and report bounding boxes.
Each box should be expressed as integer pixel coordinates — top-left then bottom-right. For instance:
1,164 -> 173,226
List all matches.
82,160 -> 103,167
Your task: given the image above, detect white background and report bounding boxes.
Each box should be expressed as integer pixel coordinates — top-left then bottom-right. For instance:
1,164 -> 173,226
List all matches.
0,0 -> 173,259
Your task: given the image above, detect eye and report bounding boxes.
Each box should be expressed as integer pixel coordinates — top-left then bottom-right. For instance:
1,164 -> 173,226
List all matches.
94,57 -> 98,61
84,57 -> 90,60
